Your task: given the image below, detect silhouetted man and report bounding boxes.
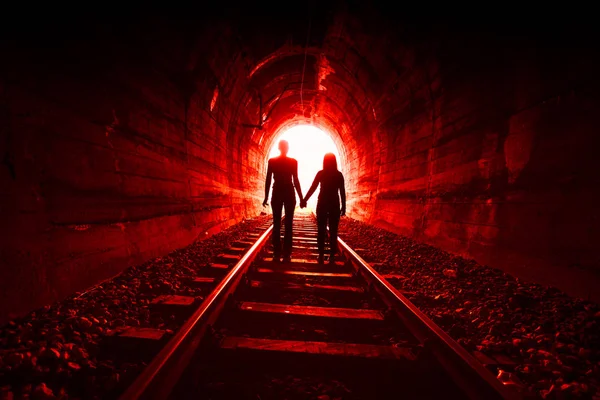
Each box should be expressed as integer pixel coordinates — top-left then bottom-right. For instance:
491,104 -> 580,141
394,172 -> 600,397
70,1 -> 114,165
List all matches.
263,140 -> 304,263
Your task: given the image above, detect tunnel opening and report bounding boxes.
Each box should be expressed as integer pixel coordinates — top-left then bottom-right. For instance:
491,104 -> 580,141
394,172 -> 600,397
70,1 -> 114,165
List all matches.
266,124 -> 343,211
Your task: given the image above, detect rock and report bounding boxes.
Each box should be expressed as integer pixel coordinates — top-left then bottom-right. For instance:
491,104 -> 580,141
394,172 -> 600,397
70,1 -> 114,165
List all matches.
540,384 -> 555,399
111,319 -> 125,328
67,362 -> 81,371
443,269 -> 457,278
537,349 -> 553,358
559,382 -> 575,393
72,347 -> 89,360
78,317 -> 93,330
41,348 -> 61,361
32,383 -> 54,399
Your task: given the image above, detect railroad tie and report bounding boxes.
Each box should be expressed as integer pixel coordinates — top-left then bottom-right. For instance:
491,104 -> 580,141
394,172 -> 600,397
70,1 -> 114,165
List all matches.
220,337 -> 417,361
238,301 -> 385,320
249,280 -> 364,293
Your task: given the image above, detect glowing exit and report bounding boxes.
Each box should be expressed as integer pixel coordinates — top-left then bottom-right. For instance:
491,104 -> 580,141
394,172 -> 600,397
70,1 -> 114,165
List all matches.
268,125 -> 342,210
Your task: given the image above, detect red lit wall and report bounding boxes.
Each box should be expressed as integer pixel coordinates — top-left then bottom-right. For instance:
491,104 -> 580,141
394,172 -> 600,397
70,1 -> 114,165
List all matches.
1,10 -> 599,322
0,19 -> 264,322
369,32 -> 600,299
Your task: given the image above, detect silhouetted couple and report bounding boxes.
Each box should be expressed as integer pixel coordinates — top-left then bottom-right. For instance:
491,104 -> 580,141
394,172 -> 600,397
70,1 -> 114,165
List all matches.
263,140 -> 346,264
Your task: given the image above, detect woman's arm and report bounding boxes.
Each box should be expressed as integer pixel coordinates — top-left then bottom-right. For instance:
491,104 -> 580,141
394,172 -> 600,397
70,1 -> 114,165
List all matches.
263,160 -> 272,206
304,171 -> 321,202
292,159 -> 303,201
340,173 -> 346,216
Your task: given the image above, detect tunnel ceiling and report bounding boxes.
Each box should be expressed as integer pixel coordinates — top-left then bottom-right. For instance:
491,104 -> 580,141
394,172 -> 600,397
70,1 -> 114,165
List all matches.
179,1 -> 415,154
241,8 -> 392,145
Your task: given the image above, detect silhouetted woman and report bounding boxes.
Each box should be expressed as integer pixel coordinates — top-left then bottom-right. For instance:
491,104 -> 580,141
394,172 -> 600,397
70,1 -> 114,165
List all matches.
302,153 -> 346,264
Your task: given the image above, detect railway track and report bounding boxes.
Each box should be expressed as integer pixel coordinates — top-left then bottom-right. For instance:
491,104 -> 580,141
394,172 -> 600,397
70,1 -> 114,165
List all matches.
118,212 -> 521,400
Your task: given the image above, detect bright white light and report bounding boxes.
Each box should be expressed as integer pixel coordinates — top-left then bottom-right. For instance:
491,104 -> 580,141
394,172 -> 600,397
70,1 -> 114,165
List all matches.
268,125 -> 341,211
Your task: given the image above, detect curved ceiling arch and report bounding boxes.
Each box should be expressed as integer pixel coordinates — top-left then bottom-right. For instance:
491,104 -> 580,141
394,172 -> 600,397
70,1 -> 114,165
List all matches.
242,45 -> 384,134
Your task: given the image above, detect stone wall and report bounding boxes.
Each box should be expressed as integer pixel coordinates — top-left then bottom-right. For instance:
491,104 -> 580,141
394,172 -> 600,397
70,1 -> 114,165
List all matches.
2,10 -> 599,324
368,26 -> 600,300
0,19 -> 261,323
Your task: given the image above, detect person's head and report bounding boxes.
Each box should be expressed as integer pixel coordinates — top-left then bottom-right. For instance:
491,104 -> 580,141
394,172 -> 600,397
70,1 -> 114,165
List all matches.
278,140 -> 289,156
323,152 -> 338,171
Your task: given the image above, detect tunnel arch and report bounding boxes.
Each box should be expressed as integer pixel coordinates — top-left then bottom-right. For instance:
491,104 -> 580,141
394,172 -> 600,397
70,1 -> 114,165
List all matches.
223,11 -> 391,222
187,6 -> 600,306
2,5 -> 600,324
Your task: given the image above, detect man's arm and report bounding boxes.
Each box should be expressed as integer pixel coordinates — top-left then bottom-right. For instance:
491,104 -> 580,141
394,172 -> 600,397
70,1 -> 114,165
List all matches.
263,160 -> 272,206
340,173 -> 346,216
304,171 -> 321,203
292,159 -> 303,200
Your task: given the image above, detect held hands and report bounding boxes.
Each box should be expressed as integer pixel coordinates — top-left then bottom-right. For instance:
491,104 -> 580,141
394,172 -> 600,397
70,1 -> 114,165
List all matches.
300,198 -> 307,209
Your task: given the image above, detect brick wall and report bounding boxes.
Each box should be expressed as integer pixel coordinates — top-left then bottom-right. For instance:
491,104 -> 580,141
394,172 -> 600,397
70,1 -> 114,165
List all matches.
2,11 -> 599,324
0,19 -> 261,323
365,27 -> 600,300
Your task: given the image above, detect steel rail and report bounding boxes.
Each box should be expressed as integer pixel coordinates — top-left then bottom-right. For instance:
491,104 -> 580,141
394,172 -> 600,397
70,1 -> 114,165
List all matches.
336,236 -> 522,400
119,224 -> 274,400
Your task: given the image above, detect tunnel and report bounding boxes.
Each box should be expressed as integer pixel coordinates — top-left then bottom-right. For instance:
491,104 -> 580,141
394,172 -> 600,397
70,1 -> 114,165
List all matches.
2,4 -> 600,324
2,7 -> 600,398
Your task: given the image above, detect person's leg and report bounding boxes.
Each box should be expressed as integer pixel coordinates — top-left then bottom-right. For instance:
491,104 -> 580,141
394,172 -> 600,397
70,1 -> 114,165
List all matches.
329,206 -> 341,263
324,209 -> 333,262
316,205 -> 327,263
271,193 -> 283,260
282,190 -> 296,261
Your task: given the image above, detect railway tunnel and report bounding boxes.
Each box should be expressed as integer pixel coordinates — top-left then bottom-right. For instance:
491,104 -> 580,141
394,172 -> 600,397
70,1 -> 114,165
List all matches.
3,5 -> 599,322
1,3 -> 600,398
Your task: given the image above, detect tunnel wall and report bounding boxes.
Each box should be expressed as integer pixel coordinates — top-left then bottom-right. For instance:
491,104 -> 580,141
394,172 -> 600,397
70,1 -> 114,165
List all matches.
3,11 -> 600,325
369,28 -> 600,299
0,22 -> 260,323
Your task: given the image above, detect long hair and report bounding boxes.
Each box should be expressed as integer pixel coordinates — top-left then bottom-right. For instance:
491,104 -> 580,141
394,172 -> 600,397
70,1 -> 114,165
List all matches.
323,153 -> 338,171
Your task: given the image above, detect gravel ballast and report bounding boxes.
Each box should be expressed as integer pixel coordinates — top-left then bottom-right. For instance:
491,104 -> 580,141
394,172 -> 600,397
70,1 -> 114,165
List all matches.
338,217 -> 600,399
0,215 -> 271,400
2,213 -> 598,399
